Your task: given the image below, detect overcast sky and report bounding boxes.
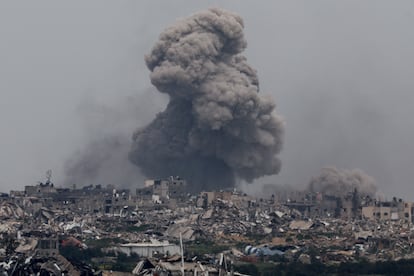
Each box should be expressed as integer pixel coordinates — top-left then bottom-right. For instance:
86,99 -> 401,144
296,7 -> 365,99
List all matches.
1,1 -> 414,198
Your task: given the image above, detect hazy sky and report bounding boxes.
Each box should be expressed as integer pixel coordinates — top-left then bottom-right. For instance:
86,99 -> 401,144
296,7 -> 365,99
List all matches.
1,1 -> 414,198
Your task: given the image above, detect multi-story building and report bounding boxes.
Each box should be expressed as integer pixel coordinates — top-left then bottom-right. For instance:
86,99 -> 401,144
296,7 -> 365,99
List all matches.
362,199 -> 414,223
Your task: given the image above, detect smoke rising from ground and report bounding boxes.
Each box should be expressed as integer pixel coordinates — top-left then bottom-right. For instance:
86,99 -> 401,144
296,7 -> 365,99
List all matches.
64,136 -> 141,187
129,8 -> 284,191
308,167 -> 377,197
64,90 -> 167,188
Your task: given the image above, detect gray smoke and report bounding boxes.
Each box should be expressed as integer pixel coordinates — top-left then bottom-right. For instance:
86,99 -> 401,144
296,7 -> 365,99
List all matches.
308,167 -> 377,197
64,135 -> 142,187
64,89 -> 166,188
129,8 -> 284,191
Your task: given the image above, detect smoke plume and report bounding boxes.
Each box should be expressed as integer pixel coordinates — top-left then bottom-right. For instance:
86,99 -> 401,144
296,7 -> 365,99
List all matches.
65,135 -> 143,188
308,167 -> 377,197
64,90 -> 166,188
129,8 -> 284,191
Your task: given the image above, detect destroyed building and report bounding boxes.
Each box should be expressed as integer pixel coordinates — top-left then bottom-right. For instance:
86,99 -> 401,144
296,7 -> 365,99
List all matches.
284,189 -> 364,220
139,176 -> 188,204
362,199 -> 414,223
3,171 -> 414,275
25,180 -> 57,197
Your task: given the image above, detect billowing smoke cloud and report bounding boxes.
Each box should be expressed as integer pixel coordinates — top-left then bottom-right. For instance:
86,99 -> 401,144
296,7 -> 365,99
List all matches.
308,167 -> 377,197
129,8 -> 284,191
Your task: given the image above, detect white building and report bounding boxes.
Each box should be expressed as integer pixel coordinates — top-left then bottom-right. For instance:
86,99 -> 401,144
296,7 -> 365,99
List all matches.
113,240 -> 180,257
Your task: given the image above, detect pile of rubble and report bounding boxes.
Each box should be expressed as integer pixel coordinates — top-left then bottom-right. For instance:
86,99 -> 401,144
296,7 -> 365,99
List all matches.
2,185 -> 414,274
0,254 -> 97,275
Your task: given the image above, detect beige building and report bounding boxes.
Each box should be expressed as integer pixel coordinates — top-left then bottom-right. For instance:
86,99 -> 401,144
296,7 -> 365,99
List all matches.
362,200 -> 414,223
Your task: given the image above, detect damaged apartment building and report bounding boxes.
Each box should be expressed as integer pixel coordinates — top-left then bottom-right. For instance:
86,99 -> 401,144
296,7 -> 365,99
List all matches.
362,198 -> 414,223
136,176 -> 187,205
284,189 -> 363,220
283,189 -> 414,224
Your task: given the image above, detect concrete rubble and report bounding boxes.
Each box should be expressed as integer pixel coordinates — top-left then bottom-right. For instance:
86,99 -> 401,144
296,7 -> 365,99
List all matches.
1,177 -> 414,274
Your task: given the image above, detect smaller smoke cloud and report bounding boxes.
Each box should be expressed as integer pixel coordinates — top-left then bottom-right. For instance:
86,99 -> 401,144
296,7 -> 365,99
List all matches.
308,167 -> 377,197
64,89 -> 167,188
64,135 -> 143,187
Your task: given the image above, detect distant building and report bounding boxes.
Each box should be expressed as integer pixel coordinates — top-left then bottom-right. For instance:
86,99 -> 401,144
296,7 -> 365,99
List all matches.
111,240 -> 180,257
139,176 -> 187,203
362,199 -> 414,223
37,237 -> 59,257
25,181 -> 56,197
285,190 -> 364,220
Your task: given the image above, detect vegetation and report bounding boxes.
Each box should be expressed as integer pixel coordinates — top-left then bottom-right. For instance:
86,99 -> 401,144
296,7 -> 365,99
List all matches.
60,245 -> 138,272
245,233 -> 269,243
186,239 -> 231,256
110,252 -> 139,272
112,223 -> 154,233
84,237 -> 126,248
234,259 -> 414,276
